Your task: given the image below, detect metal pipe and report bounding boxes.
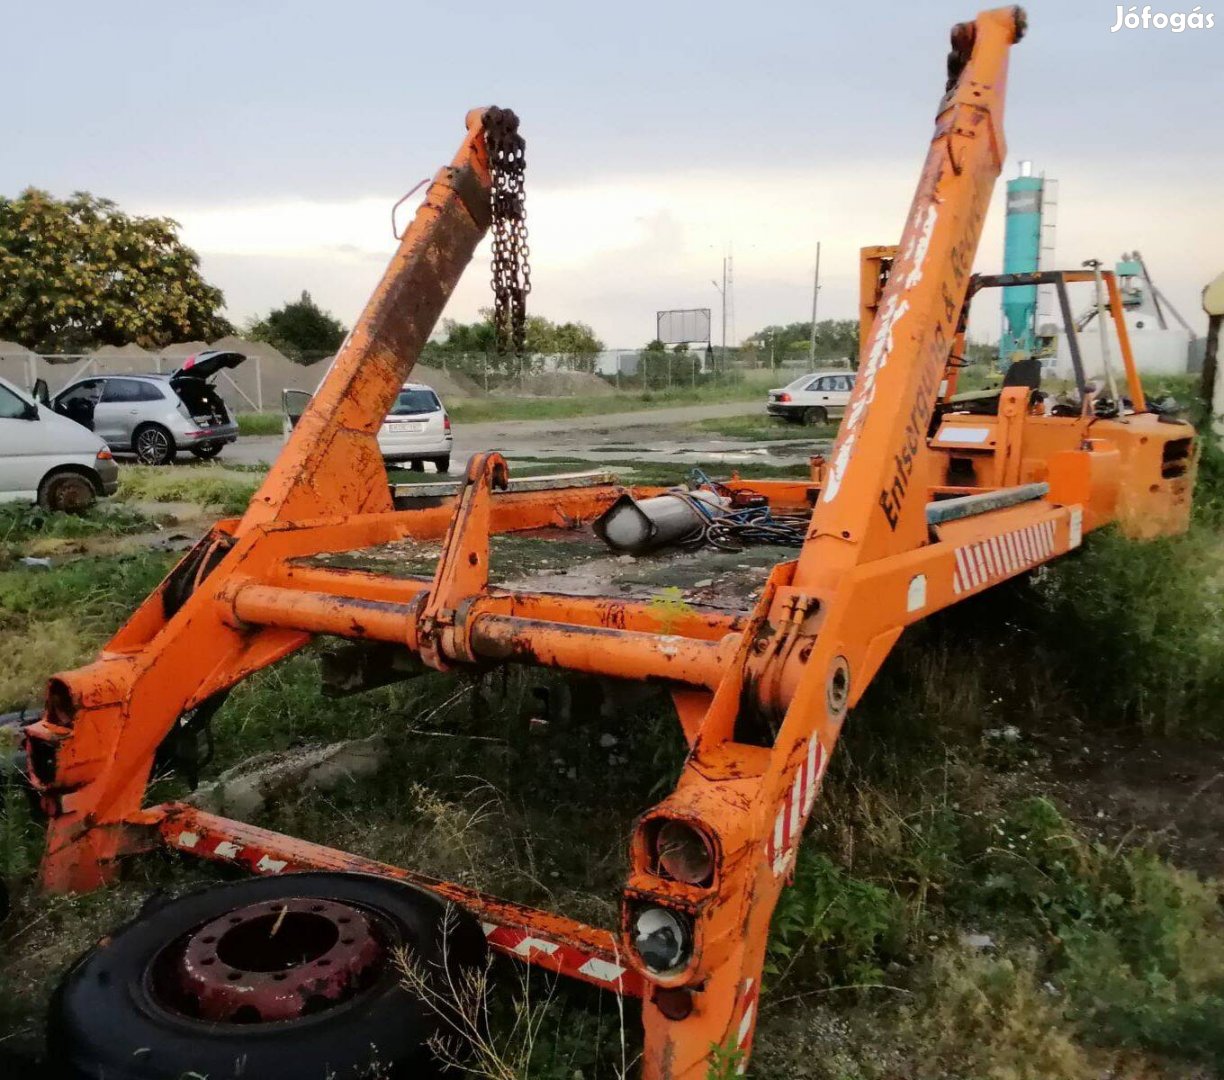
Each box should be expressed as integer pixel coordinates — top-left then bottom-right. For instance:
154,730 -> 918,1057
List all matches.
1055,277 -> 1088,399
926,482 -> 1049,525
230,584 -> 736,689
468,615 -> 735,690
807,242 -> 822,364
1104,272 -> 1147,411
232,584 -> 417,642
1085,259 -> 1121,403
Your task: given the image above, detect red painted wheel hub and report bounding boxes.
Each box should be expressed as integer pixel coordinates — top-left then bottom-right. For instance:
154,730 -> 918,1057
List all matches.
171,898 -> 386,1023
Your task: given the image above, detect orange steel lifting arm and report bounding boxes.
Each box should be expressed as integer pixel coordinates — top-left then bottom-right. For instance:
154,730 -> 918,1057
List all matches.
627,9 -> 1029,1069
26,109 -> 502,891
246,110 -> 496,526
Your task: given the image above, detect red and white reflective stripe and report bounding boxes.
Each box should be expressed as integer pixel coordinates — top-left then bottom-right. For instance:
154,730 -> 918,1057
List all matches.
169,825 -> 643,996
952,518 -> 1058,595
735,976 -> 760,1072
481,922 -> 642,995
766,734 -> 828,877
171,829 -> 290,874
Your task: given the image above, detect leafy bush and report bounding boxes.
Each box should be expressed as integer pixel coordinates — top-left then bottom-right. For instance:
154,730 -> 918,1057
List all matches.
1033,528 -> 1224,735
769,852 -> 906,988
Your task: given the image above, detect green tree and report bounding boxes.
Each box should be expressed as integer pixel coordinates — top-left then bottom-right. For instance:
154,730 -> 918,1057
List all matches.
0,188 -> 231,353
742,318 -> 860,368
639,337 -> 699,385
246,290 -> 347,363
424,311 -> 603,374
526,317 -> 603,371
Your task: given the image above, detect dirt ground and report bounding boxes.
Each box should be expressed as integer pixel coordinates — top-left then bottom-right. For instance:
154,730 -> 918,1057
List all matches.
1047,732 -> 1224,880
221,401 -> 824,469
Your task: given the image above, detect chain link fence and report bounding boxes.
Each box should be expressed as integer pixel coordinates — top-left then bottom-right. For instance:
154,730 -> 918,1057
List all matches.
428,348 -> 853,394
0,345 -> 856,413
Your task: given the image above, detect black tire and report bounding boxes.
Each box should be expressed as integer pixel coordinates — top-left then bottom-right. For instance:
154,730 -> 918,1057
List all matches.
133,424 -> 175,466
48,872 -> 487,1080
432,456 -> 451,474
409,459 -> 425,472
802,406 -> 828,426
38,470 -> 96,513
189,444 -> 223,461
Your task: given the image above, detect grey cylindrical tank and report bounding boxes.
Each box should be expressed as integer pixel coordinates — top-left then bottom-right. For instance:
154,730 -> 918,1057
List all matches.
594,491 -> 725,555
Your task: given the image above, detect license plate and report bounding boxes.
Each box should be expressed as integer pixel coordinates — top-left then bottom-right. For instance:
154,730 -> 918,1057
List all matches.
389,421 -> 426,432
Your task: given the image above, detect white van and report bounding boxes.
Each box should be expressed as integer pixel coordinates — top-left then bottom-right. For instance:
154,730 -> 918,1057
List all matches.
0,375 -> 120,511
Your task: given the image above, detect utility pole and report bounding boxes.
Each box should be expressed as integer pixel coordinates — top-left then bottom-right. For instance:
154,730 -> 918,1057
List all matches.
721,256 -> 727,369
1201,271 -> 1224,431
711,259 -> 727,374
807,241 -> 822,364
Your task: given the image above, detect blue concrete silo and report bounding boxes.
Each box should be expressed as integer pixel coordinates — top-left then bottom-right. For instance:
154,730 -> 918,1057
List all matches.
999,161 -> 1045,363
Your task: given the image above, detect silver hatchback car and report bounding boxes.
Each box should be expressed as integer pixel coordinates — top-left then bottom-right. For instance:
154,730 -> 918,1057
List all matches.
52,351 -> 245,465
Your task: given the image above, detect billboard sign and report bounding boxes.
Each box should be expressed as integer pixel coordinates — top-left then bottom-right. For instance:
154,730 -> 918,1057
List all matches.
657,308 -> 712,345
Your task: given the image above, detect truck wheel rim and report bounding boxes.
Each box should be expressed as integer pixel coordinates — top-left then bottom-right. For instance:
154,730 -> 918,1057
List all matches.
153,898 -> 389,1023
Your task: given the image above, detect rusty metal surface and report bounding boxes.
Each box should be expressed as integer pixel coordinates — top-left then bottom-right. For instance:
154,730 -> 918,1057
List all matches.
171,897 -> 385,1023
241,114 -> 495,528
157,804 -> 646,998
468,614 -> 734,690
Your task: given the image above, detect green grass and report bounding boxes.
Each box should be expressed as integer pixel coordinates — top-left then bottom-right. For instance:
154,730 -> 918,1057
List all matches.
447,380 -> 763,423
685,413 -> 837,441
236,411 -> 284,436
0,502 -> 154,557
0,552 -> 176,712
115,464 -> 260,516
753,573 -> 1224,1076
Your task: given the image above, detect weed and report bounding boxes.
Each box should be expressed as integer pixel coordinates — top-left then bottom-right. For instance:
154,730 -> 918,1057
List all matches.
115,464 -> 259,516
704,1039 -> 745,1079
0,553 -> 174,710
0,752 -> 40,887
1033,527 -> 1224,735
769,854 -> 905,990
398,916 -> 547,1080
647,587 -> 695,634
900,948 -> 1096,1080
236,411 -> 284,436
980,799 -> 1224,1065
0,503 -> 154,547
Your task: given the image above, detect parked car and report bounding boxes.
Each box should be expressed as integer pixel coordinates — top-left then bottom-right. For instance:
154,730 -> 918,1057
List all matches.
283,380 -> 453,472
52,350 -> 245,466
0,374 -> 118,512
766,370 -> 856,425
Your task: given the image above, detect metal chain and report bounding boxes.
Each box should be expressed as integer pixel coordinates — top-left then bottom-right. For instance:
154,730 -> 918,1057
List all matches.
483,107 -> 531,357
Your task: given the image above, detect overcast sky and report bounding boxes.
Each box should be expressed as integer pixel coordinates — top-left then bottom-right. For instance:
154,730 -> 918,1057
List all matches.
6,0 -> 1221,347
